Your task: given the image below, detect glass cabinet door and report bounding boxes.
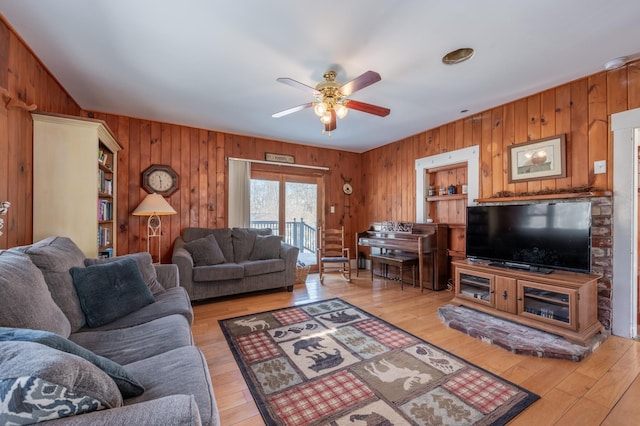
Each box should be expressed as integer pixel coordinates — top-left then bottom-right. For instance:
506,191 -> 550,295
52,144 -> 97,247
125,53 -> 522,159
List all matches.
517,280 -> 577,330
456,268 -> 494,306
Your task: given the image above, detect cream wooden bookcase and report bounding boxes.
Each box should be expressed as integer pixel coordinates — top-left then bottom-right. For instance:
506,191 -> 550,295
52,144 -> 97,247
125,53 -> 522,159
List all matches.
32,112 -> 121,258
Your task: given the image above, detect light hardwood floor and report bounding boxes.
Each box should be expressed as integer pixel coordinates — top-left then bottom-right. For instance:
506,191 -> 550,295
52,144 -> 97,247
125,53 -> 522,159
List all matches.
191,274 -> 640,425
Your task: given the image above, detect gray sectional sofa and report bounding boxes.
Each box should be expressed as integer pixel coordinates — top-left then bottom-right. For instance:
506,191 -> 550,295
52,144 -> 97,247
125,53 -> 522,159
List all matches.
0,236 -> 219,425
172,227 -> 299,301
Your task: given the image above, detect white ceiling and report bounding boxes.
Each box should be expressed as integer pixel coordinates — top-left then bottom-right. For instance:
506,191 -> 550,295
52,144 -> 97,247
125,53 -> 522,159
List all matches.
2,1 -> 640,153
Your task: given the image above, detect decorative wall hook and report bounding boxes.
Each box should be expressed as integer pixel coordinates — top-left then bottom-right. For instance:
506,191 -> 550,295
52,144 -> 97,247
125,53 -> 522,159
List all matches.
0,87 -> 37,111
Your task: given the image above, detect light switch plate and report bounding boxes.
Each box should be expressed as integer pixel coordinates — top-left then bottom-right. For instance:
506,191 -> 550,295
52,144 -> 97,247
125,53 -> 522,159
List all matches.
594,160 -> 606,174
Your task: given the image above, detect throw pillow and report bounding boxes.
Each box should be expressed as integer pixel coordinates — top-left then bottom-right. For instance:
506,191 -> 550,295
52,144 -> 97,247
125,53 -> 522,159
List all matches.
183,227 -> 234,262
84,252 -> 165,295
19,236 -> 88,332
0,327 -> 144,398
250,235 -> 282,260
184,234 -> 226,266
231,228 -> 258,262
0,250 -> 71,337
256,227 -> 273,236
69,257 -> 155,328
0,341 -> 122,424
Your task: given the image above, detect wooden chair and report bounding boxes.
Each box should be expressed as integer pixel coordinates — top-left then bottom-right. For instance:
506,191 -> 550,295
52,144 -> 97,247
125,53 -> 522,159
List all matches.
317,226 -> 351,283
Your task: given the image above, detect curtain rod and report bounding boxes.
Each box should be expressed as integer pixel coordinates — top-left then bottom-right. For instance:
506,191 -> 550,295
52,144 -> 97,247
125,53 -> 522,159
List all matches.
227,157 -> 330,171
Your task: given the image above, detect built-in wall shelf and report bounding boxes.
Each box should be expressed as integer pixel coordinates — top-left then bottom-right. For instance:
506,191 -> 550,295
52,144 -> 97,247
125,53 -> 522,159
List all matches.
476,191 -> 612,204
426,194 -> 468,202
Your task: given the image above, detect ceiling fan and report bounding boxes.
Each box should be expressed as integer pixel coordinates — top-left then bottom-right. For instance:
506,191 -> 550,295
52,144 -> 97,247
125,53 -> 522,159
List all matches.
272,70 -> 390,135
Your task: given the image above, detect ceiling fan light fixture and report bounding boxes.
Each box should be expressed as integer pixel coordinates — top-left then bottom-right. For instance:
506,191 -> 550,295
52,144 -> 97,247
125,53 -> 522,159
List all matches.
335,103 -> 348,119
274,69 -> 389,135
314,101 -> 328,116
442,47 -> 474,65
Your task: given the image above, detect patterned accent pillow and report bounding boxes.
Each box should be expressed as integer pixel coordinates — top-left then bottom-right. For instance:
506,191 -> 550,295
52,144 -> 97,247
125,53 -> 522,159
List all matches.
0,327 -> 144,398
0,376 -> 105,424
69,257 -> 155,328
0,341 -> 122,424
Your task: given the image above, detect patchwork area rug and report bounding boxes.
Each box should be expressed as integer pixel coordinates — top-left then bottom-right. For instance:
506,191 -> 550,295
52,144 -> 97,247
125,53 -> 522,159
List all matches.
219,298 -> 539,425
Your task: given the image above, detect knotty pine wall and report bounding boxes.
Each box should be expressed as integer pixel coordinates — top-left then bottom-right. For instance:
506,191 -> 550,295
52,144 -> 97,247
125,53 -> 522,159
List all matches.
75,113 -> 364,263
2,13 -> 640,270
0,18 -> 363,262
0,19 -> 81,249
362,62 -> 640,222
361,63 -> 639,330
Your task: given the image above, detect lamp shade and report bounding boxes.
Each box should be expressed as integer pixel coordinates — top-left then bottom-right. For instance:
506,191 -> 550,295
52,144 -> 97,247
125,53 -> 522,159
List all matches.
132,193 -> 177,216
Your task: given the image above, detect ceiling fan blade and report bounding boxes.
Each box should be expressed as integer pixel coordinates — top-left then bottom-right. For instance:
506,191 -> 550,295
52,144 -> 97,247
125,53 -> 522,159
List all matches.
324,110 -> 337,132
339,70 -> 382,96
272,102 -> 313,118
276,77 -> 320,96
344,99 -> 390,117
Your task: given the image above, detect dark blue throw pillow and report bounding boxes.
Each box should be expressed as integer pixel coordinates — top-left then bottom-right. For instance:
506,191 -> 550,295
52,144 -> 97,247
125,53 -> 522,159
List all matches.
69,257 -> 155,328
0,327 -> 144,398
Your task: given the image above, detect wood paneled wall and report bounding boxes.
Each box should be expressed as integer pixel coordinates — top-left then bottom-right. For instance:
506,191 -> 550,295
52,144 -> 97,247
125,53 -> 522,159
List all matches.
2,14 -> 640,268
77,113 -> 363,263
0,18 -> 363,261
0,18 -> 81,249
362,62 -> 640,222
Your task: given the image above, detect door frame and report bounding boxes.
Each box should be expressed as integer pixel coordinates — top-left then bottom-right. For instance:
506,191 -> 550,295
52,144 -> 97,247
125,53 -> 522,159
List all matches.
250,168 -> 323,270
612,107 -> 640,338
251,170 -> 321,231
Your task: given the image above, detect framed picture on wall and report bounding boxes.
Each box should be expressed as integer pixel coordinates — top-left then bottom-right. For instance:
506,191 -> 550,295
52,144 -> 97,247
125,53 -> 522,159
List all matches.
508,134 -> 566,183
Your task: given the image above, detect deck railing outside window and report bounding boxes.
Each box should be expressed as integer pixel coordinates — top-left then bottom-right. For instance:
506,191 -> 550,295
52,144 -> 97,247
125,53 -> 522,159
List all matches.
250,218 -> 316,255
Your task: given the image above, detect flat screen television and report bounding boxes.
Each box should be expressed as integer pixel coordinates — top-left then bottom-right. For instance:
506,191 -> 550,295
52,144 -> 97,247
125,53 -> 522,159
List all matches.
466,202 -> 591,274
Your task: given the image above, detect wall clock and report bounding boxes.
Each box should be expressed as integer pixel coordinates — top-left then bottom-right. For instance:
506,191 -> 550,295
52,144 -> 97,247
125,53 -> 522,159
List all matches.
342,182 -> 353,195
142,164 -> 179,196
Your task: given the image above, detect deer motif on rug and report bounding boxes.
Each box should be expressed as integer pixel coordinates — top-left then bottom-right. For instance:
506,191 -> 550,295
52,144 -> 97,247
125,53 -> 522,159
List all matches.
234,317 -> 270,331
365,359 -> 432,391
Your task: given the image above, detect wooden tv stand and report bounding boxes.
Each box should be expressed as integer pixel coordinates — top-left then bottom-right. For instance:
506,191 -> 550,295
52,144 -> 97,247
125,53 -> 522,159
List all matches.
451,259 -> 604,345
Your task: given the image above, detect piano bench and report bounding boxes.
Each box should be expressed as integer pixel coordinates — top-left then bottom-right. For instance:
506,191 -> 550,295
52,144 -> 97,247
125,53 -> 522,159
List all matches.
370,253 -> 419,290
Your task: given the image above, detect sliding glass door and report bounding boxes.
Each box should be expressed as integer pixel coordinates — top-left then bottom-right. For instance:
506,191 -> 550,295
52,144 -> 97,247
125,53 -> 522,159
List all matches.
250,171 -> 320,267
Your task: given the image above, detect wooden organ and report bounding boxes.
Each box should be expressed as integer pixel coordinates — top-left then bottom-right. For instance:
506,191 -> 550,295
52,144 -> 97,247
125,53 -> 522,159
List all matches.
356,222 -> 449,291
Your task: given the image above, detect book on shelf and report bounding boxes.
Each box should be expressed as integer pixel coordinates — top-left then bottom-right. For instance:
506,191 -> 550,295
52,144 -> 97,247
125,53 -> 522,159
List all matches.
98,170 -> 113,195
98,248 -> 113,258
98,199 -> 113,221
98,226 -> 111,248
